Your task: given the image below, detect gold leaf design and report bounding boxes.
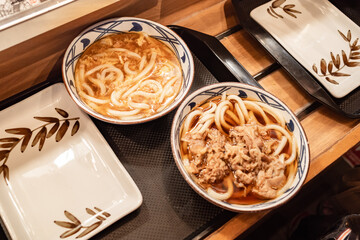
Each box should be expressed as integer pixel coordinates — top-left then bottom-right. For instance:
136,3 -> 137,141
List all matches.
60,227 -> 82,239
312,64 -> 318,73
0,143 -> 14,148
272,0 -> 285,8
32,127 -> 47,150
312,30 -> 360,85
0,150 -> 10,161
326,77 -> 339,85
33,117 -> 59,123
0,137 -> 19,143
86,208 -> 96,215
267,0 -> 301,19
3,165 -> 9,184
320,59 -> 327,75
76,222 -> 102,239
56,120 -> 70,142
47,122 -> 60,138
21,132 -> 32,153
328,61 -> 333,74
55,207 -> 111,239
5,128 -> 31,135
0,108 -> 80,185
54,221 -> 79,229
71,121 -> 80,136
56,108 -> 69,118
64,211 -> 81,225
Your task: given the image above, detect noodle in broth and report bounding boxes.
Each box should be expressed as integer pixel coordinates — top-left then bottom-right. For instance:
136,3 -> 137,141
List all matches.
180,92 -> 298,204
75,32 -> 183,120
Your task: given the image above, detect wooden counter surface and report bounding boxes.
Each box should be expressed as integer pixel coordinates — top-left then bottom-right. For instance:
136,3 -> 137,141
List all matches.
1,0 -> 359,239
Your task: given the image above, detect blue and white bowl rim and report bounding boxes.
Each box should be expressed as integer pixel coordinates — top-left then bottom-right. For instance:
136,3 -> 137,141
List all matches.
62,17 -> 194,124
170,82 -> 310,212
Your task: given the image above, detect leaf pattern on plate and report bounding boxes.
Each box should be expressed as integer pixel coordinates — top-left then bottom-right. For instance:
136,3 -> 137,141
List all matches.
55,207 -> 111,239
312,30 -> 360,85
267,0 -> 301,19
0,108 -> 80,185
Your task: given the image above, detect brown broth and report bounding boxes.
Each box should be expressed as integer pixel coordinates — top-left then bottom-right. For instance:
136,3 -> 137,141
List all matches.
180,95 -> 298,205
75,32 -> 183,119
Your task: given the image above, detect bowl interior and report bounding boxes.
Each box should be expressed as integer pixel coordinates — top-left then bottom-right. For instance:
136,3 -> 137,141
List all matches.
171,83 -> 309,212
62,17 -> 194,124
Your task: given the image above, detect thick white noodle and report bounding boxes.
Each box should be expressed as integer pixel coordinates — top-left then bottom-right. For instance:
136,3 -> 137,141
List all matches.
128,100 -> 150,109
264,124 -> 292,145
203,102 -> 217,115
140,79 -> 163,93
107,108 -> 141,117
276,153 -> 296,196
183,110 -> 203,134
79,91 -> 109,104
257,102 -> 285,127
226,110 -> 241,125
81,83 -> 94,96
107,48 -> 141,59
88,76 -> 106,95
130,91 -> 157,99
133,52 -> 157,82
244,100 -> 270,124
190,122 -> 203,133
207,178 -> 234,201
215,100 -> 231,134
273,136 -> 287,156
159,76 -> 178,103
156,93 -> 176,112
139,55 -> 146,71
124,61 -> 137,75
219,105 -> 232,130
110,90 -> 125,107
227,95 -> 249,122
199,113 -> 215,123
122,80 -> 143,99
233,103 -> 245,125
284,136 -> 297,165
85,64 -> 114,76
264,124 -> 296,165
198,119 -> 214,134
85,64 -> 124,84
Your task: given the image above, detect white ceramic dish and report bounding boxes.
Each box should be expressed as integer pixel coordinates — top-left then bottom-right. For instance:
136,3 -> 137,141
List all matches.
251,0 -> 360,98
62,17 -> 194,124
171,82 -> 310,212
0,83 -> 142,240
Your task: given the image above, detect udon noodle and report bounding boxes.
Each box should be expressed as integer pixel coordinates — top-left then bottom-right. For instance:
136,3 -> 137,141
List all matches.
180,92 -> 298,204
75,32 -> 183,120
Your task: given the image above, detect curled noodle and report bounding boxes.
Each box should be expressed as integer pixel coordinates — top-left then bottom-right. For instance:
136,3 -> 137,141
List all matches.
74,32 -> 183,120
180,92 -> 298,202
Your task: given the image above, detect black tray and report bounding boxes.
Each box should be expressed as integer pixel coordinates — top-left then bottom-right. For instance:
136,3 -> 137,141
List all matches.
232,0 -> 360,118
0,26 -> 261,240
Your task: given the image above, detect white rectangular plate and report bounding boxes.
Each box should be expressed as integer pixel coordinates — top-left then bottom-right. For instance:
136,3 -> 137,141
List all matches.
251,0 -> 360,98
0,83 -> 142,240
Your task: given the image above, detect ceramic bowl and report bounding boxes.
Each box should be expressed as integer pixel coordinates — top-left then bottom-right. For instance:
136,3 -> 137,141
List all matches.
62,17 -> 194,124
170,82 -> 310,212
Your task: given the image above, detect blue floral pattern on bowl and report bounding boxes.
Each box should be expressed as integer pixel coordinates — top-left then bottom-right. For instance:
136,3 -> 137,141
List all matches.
171,82 -> 310,212
62,17 -> 194,124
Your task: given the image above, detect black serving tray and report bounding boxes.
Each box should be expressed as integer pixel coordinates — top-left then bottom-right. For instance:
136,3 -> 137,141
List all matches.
232,0 -> 360,118
0,26 -> 261,240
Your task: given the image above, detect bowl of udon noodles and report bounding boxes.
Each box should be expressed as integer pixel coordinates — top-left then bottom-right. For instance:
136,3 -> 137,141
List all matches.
171,82 -> 310,212
62,17 -> 194,124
